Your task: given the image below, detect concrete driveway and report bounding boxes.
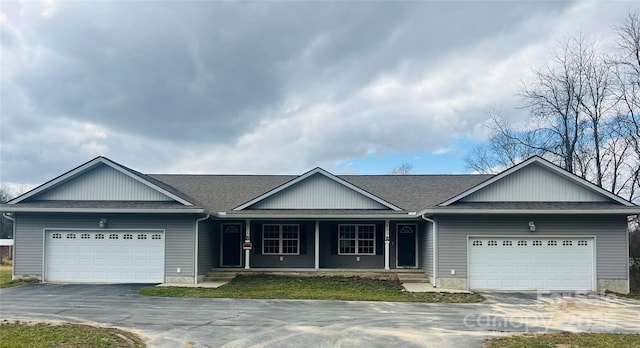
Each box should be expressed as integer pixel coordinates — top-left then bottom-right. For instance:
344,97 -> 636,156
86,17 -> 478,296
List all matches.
1,284 -> 639,348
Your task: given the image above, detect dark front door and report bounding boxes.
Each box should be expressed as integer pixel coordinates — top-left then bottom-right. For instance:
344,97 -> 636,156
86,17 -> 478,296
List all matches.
397,224 -> 417,267
221,224 -> 242,267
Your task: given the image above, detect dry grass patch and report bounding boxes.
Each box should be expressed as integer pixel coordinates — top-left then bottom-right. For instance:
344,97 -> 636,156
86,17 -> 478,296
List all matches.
0,321 -> 145,348
0,265 -> 38,288
484,332 -> 640,348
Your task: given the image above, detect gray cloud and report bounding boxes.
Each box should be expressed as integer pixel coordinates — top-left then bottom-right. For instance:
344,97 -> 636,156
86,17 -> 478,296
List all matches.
1,1 -> 633,189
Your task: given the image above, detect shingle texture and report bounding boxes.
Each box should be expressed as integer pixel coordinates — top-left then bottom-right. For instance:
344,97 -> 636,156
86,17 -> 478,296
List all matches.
149,174 -> 493,213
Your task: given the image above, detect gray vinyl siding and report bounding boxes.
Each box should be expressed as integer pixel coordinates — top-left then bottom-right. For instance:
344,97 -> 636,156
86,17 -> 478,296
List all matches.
249,173 -> 387,209
14,213 -> 196,279
422,222 -> 432,276
197,220 -> 216,275
35,164 -> 172,201
437,215 -> 628,279
462,164 -> 607,202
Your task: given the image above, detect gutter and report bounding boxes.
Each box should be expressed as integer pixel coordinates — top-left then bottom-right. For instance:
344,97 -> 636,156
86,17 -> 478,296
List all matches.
2,213 -> 15,280
215,212 -> 417,220
194,214 -> 210,284
418,208 -> 640,215
0,208 -> 205,214
421,215 -> 438,288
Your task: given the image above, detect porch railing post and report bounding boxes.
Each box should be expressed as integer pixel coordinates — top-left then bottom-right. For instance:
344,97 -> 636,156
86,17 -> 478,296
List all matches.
245,220 -> 251,269
384,220 -> 390,270
315,221 -> 320,270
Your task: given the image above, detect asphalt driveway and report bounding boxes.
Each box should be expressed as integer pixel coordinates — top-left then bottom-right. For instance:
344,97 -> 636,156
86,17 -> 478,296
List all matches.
1,284 -> 639,348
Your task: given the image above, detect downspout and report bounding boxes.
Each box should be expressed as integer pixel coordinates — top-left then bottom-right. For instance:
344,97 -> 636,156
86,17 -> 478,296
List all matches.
421,215 -> 437,288
194,214 -> 210,284
3,213 -> 15,280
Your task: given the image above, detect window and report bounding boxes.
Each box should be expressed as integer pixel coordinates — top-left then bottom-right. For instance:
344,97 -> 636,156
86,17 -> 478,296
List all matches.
472,240 -> 482,246
262,224 -> 299,255
52,233 -> 62,239
151,234 -> 162,240
66,233 -> 76,239
563,240 -> 573,246
502,241 -> 512,246
578,240 -> 588,246
547,240 -> 557,246
338,224 -> 375,255
95,234 -> 104,240
81,233 -> 91,239
137,234 -> 147,240
487,240 -> 497,246
532,240 -> 543,246
109,234 -> 119,240
517,240 -> 527,246
123,234 -> 133,240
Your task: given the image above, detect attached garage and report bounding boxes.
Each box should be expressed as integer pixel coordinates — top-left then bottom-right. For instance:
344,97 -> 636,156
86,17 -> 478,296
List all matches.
45,230 -> 165,283
468,237 -> 595,291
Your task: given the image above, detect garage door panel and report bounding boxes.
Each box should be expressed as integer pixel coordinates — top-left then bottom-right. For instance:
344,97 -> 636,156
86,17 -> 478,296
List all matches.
46,231 -> 164,283
469,237 -> 594,291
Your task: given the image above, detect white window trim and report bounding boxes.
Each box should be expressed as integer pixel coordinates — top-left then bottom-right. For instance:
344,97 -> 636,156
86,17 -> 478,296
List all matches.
262,224 -> 300,255
338,224 -> 376,255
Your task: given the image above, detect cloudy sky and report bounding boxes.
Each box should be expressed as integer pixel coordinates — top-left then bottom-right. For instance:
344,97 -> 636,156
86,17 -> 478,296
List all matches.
1,1 -> 638,194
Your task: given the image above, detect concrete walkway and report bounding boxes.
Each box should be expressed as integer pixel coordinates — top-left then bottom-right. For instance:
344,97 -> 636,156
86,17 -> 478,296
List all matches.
402,283 -> 471,293
158,281 -> 470,293
157,281 -> 228,288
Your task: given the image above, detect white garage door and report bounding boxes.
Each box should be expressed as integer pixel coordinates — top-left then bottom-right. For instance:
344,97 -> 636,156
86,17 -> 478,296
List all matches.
45,231 -> 165,283
469,237 -> 594,291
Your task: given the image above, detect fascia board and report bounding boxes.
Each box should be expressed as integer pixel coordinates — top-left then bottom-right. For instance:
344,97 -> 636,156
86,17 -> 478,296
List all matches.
1,207 -> 205,213
8,157 -> 105,204
233,167 -> 402,211
8,157 -> 194,206
439,157 -> 635,207
217,213 -> 417,219
418,208 -> 640,215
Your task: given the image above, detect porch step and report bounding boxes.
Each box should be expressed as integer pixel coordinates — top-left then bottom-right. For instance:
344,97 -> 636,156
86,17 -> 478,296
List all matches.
204,270 -> 238,282
397,271 -> 430,283
206,268 -> 429,282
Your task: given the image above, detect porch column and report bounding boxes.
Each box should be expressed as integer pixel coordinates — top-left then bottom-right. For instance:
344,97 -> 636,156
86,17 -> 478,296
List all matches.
384,220 -> 390,270
245,220 -> 251,269
314,221 -> 320,270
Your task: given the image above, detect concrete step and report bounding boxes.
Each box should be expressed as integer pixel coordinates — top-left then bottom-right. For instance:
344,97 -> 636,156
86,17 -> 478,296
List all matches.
397,273 -> 430,283
204,270 -> 237,282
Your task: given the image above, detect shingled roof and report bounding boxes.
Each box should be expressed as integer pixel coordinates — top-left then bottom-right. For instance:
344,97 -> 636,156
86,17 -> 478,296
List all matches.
149,173 -> 494,213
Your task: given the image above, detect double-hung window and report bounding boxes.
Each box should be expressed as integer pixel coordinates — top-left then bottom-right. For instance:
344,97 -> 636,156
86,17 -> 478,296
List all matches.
338,224 -> 375,255
262,224 -> 299,255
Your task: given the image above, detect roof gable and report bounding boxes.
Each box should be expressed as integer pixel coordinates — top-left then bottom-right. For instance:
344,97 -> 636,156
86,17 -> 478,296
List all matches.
10,157 -> 193,205
234,168 -> 401,211
441,157 -> 634,206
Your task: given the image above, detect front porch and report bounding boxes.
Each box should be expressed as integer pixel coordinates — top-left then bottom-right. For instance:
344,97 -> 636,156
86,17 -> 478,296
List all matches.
198,219 -> 431,279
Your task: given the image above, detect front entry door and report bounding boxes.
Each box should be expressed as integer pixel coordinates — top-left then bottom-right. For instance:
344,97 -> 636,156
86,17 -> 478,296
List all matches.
397,224 -> 417,267
221,224 -> 242,267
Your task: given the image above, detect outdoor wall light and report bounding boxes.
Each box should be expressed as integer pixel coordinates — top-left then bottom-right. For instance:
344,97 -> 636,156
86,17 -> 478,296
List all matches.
99,218 -> 107,228
528,221 -> 536,232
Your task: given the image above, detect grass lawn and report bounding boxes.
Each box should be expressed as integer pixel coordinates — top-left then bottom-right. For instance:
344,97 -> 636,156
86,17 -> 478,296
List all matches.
0,265 -> 39,289
139,274 -> 484,303
484,332 -> 640,348
609,291 -> 640,301
0,321 -> 145,348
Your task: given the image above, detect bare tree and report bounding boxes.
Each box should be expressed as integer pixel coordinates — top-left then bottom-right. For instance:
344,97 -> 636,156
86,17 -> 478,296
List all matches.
611,11 -> 640,202
0,185 -> 14,240
468,28 -> 640,201
391,162 -> 413,175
